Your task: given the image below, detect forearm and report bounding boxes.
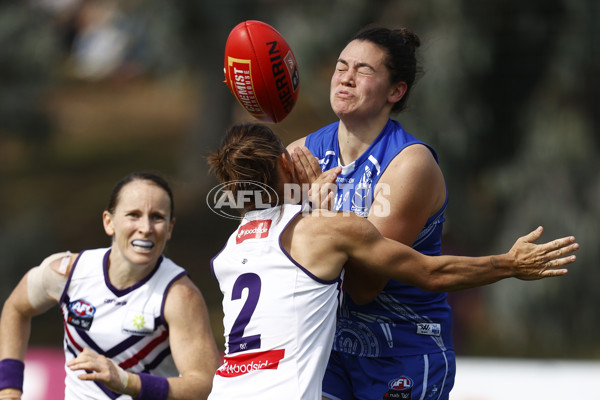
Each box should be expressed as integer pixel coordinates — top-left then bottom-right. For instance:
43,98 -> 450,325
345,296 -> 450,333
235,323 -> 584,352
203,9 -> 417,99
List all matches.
167,373 -> 213,400
0,301 -> 32,360
0,300 -> 33,399
426,253 -> 513,292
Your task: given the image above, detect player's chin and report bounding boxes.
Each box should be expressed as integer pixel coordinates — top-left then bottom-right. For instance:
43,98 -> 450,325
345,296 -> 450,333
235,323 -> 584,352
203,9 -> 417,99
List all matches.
331,98 -> 357,114
332,106 -> 359,120
129,246 -> 162,265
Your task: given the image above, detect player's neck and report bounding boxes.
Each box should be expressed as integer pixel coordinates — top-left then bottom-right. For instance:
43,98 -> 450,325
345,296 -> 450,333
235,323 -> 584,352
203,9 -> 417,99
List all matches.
337,116 -> 387,165
107,256 -> 156,290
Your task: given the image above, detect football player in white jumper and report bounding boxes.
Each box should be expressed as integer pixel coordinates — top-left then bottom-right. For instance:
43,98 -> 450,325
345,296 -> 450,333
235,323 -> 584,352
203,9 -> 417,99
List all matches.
0,172 -> 220,400
206,123 -> 578,400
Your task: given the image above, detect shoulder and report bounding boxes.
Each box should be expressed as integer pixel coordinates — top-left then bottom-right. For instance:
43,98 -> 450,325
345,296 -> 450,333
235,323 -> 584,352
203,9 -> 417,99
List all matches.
294,211 -> 377,248
42,251 -> 79,276
286,136 -> 306,153
286,121 -> 338,153
163,275 -> 205,320
165,274 -> 199,301
284,211 -> 375,280
157,256 -> 187,279
372,142 -> 447,234
382,143 -> 443,184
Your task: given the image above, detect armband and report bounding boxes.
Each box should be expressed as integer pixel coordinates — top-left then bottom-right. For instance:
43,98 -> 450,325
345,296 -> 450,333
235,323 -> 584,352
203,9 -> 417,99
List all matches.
0,359 -> 24,391
135,373 -> 169,400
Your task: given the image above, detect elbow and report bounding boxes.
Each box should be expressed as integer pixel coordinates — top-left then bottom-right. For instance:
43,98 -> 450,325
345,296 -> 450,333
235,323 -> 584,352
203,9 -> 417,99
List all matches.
426,281 -> 449,293
417,273 -> 450,293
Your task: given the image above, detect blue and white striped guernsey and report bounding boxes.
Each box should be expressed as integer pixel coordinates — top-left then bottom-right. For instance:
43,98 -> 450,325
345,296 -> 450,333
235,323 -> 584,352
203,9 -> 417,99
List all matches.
305,118 -> 453,357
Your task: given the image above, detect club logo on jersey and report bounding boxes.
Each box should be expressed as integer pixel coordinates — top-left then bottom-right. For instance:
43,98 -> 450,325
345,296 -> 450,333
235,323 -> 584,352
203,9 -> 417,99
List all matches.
216,349 -> 285,377
67,299 -> 96,330
384,375 -> 413,399
236,220 -> 272,244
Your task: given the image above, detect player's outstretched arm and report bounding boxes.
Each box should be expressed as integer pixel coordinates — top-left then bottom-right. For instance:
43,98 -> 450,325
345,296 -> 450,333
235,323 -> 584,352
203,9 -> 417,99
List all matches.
398,226 -> 578,292
337,217 -> 579,292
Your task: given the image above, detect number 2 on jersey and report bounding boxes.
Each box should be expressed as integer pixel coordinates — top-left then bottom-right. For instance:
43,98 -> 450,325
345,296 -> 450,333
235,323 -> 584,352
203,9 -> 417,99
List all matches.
228,273 -> 261,354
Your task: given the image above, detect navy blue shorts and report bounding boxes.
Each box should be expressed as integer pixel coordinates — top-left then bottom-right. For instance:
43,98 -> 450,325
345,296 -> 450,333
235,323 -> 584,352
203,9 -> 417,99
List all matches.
322,349 -> 455,400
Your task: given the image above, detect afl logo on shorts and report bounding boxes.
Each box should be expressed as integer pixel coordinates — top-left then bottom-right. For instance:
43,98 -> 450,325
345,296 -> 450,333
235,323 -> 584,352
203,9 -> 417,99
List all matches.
384,375 -> 413,399
67,299 -> 96,331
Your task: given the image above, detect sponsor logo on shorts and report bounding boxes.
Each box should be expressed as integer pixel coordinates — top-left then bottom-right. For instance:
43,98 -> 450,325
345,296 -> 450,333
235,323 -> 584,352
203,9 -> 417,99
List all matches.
384,375 -> 413,399
416,323 -> 441,336
67,299 -> 96,330
216,349 -> 285,377
236,220 -> 272,244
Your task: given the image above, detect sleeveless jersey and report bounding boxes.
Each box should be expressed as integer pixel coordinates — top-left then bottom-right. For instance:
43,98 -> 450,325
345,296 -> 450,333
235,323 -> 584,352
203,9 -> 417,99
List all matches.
209,205 -> 343,399
305,119 -> 453,357
59,248 -> 187,399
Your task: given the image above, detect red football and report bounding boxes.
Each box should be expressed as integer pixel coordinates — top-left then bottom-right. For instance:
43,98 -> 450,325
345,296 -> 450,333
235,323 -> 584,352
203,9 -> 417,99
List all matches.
224,20 -> 300,123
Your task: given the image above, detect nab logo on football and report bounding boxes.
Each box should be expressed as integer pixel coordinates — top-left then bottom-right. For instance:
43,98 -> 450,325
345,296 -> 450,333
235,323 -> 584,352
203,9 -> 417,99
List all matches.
67,299 -> 96,331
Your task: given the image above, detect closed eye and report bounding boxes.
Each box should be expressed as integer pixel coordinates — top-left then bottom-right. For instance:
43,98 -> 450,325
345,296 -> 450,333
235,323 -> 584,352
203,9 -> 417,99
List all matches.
335,60 -> 349,72
356,63 -> 375,75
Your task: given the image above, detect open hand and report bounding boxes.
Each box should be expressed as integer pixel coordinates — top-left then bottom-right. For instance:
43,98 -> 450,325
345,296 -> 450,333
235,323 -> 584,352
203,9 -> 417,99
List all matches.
291,146 -> 322,185
291,146 -> 341,210
503,226 -> 579,280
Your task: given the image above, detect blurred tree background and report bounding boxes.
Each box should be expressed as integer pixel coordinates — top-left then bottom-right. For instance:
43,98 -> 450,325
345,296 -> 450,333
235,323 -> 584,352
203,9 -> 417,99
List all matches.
0,0 -> 598,360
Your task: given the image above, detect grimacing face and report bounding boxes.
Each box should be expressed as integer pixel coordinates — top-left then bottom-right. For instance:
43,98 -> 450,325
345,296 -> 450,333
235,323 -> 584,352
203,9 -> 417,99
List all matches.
330,39 -> 400,122
102,179 -> 174,270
